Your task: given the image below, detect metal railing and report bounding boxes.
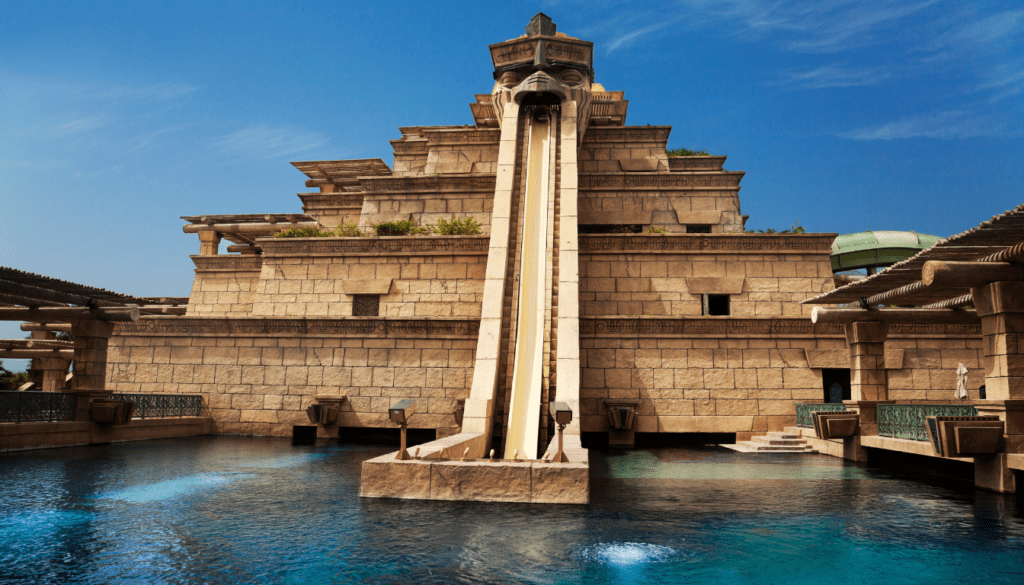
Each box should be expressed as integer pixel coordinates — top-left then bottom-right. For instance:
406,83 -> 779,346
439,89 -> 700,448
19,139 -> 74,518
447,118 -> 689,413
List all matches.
0,391 -> 77,423
110,394 -> 202,419
796,403 -> 847,428
877,404 -> 978,441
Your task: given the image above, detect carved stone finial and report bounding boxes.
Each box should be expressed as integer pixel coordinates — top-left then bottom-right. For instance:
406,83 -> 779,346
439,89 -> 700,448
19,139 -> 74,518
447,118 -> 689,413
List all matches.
526,12 -> 556,37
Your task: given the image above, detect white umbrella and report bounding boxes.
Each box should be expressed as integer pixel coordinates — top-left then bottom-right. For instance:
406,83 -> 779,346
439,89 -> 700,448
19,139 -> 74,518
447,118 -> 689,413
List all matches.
955,362 -> 969,400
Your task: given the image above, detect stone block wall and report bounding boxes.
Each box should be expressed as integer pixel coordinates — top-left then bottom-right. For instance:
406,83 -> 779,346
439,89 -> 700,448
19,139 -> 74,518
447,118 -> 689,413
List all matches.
186,257 -> 262,316
580,328 -> 985,437
578,129 -> 669,173
578,190 -> 743,233
359,192 -> 494,234
107,323 -> 477,437
580,250 -> 834,317
423,144 -> 499,175
887,337 -> 987,401
249,252 -> 487,318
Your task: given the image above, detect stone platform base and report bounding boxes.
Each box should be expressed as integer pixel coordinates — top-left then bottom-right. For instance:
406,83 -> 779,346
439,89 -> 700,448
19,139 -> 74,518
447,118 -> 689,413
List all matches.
1,417 -> 213,452
722,431 -> 817,453
360,434 -> 589,504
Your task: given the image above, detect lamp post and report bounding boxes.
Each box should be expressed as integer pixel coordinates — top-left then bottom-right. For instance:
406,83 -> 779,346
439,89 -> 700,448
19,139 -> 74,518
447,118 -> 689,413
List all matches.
389,399 -> 416,460
550,401 -> 572,463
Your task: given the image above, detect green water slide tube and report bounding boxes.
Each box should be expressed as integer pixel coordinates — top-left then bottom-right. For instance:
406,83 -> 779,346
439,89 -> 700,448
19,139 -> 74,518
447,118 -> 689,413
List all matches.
830,231 -> 941,272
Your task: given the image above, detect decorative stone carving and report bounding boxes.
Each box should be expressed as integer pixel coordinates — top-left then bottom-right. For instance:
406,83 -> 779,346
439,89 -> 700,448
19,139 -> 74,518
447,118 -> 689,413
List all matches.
579,234 -> 835,254
116,317 -> 481,338
258,236 -> 490,256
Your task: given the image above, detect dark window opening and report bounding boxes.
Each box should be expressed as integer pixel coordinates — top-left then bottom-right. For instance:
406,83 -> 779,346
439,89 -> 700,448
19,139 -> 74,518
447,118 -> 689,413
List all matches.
821,368 -> 851,403
686,224 -> 712,234
577,224 -> 643,234
702,294 -> 730,316
352,295 -> 380,317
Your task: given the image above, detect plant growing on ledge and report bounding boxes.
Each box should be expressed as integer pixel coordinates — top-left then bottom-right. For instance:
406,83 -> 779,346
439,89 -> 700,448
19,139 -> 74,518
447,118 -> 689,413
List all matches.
431,216 -> 482,235
666,147 -> 710,157
743,220 -> 806,234
373,220 -> 432,236
645,226 -> 667,233
274,226 -> 338,238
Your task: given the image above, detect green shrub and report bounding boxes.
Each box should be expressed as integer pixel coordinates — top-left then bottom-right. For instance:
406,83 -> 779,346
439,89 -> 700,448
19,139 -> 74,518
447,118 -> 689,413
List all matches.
373,220 -> 418,236
274,226 -> 337,238
666,147 -> 710,157
645,226 -> 667,233
334,222 -> 368,237
433,216 -> 482,235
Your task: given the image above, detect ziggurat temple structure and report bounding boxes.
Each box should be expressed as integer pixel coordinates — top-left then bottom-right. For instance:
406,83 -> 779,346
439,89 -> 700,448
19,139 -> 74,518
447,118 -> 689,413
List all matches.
14,14 -> 1012,500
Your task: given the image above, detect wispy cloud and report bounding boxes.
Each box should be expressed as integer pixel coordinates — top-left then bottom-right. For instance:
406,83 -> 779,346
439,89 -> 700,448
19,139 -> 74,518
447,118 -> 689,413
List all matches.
837,110 -> 1013,140
770,64 -> 891,89
211,125 -> 329,163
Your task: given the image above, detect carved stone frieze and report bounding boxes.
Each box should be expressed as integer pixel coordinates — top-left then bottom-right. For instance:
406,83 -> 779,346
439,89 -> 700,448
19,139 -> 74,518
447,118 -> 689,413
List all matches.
116,317 -> 481,338
298,194 -> 365,208
578,318 -> 980,337
191,256 -> 264,271
580,317 -> 843,337
578,172 -> 744,190
489,37 -> 593,70
579,234 -> 836,254
667,156 -> 727,171
422,130 -> 500,145
258,236 -> 490,256
361,175 -> 497,193
583,127 -> 671,143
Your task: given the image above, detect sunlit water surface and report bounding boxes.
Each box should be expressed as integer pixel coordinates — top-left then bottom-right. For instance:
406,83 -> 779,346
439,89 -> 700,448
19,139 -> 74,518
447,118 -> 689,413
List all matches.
2,437 -> 1022,584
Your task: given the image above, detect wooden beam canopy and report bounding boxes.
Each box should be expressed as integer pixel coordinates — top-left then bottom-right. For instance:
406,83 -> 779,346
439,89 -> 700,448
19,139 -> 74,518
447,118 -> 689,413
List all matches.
811,307 -> 979,325
0,307 -> 140,322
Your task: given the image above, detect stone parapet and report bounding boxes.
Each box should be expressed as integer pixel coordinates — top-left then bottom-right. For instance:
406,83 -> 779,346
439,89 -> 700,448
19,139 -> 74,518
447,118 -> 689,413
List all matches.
580,233 -> 835,254
115,316 -> 480,339
258,235 -> 490,257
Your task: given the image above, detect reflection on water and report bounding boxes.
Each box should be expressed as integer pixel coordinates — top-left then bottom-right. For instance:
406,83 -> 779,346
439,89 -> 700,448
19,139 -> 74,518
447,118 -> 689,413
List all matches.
1,437 -> 1022,584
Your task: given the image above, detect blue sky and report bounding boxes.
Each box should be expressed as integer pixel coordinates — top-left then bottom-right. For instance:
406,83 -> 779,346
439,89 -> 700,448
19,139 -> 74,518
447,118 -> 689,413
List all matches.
1,1 -> 1022,359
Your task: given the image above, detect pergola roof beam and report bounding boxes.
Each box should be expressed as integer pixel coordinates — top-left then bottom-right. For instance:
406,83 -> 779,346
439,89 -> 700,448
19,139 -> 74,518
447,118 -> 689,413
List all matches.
811,307 -> 979,325
0,307 -> 140,322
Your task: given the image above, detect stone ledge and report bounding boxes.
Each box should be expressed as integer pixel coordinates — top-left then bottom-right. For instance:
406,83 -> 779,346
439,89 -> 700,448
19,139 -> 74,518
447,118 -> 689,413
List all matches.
860,434 -> 975,461
1,417 -> 212,452
580,316 -> 844,338
258,235 -> 491,257
114,316 -> 481,338
579,233 -> 836,254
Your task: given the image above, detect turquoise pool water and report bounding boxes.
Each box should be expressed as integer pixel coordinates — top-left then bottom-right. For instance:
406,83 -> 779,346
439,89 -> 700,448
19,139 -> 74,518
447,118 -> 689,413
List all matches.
1,437 -> 1022,584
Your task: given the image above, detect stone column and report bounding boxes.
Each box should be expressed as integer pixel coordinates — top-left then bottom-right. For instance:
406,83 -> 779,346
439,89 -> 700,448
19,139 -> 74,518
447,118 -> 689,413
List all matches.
198,231 -> 221,256
843,321 -> 891,437
971,281 -> 1024,493
69,319 -> 116,421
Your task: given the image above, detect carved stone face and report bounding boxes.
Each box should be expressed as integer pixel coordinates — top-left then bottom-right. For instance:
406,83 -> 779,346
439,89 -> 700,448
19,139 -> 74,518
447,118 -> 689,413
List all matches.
558,69 -> 586,88
498,72 -> 523,89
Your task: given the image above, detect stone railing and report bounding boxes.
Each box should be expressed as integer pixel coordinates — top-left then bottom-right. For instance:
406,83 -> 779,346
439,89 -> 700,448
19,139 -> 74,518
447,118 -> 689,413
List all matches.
111,393 -> 202,419
0,391 -> 77,423
796,403 -> 847,428
877,404 -> 978,441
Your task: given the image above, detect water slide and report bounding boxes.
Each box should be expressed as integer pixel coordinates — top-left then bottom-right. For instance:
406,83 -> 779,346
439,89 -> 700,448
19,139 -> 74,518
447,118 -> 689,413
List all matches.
503,110 -> 551,460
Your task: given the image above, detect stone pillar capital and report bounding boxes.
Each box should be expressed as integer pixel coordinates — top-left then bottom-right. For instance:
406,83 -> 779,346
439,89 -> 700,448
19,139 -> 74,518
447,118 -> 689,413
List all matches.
844,320 -> 888,344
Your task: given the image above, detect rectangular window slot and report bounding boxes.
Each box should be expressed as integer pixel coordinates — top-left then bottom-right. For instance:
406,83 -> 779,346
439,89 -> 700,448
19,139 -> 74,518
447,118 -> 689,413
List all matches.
702,294 -> 730,316
686,224 -> 712,234
352,294 -> 380,317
